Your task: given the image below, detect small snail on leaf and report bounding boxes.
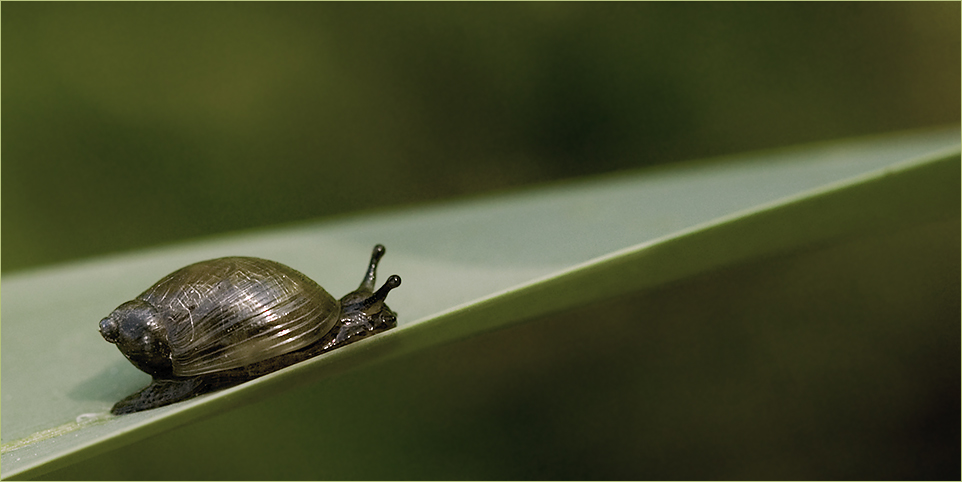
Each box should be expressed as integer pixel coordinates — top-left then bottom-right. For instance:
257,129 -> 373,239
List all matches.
99,244 -> 400,414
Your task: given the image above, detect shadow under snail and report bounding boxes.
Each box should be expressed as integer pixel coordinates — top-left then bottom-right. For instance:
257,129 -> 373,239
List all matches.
98,244 -> 401,414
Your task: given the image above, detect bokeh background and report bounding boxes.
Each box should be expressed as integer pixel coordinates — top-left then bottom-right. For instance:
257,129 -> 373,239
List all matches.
2,2 -> 959,273
3,4 -> 960,480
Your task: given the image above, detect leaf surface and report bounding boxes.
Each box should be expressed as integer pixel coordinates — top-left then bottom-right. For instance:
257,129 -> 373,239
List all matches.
2,126 -> 959,479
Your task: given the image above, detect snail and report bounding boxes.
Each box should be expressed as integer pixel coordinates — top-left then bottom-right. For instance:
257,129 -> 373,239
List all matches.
98,244 -> 401,414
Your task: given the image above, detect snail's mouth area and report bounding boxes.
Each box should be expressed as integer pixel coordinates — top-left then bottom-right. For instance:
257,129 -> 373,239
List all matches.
375,309 -> 398,331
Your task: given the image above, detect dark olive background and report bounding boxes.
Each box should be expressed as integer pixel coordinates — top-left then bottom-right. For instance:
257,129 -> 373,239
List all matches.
2,2 -> 959,273
3,4 -> 960,480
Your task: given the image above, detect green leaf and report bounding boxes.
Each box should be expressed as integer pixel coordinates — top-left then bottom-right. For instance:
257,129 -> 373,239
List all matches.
2,126 -> 959,479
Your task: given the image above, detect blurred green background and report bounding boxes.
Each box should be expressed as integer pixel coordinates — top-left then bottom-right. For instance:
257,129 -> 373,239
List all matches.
2,4 -> 959,480
2,2 -> 959,273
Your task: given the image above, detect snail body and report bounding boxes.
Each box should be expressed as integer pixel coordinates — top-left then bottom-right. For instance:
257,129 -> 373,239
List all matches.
99,245 -> 400,414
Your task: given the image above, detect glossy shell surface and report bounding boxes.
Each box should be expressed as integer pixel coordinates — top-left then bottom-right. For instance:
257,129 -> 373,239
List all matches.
139,257 -> 339,377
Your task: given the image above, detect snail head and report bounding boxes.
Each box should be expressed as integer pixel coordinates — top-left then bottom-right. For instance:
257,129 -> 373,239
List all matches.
339,244 -> 401,333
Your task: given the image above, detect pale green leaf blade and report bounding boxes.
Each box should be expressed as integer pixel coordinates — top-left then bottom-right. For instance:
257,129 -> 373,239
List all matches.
2,126 -> 958,479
